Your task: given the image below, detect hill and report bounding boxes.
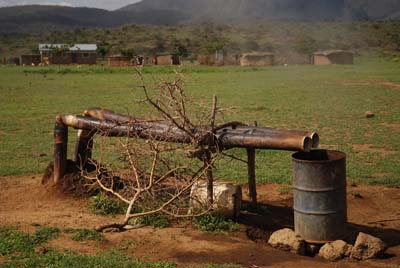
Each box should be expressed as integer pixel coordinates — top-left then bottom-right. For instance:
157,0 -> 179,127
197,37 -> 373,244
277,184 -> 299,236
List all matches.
0,5 -> 187,33
121,0 -> 400,21
1,0 -> 400,34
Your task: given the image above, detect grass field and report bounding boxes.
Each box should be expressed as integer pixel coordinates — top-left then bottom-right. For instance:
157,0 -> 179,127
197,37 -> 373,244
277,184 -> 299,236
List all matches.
0,55 -> 399,186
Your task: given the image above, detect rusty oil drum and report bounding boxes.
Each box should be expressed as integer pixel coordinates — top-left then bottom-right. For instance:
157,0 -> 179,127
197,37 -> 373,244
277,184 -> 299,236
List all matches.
292,150 -> 347,243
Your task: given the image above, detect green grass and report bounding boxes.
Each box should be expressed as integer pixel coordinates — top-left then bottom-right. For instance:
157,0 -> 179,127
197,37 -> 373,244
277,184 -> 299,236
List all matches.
0,55 -> 400,186
33,227 -> 60,244
194,215 -> 240,233
89,193 -> 127,216
0,226 -> 59,256
63,228 -> 104,241
276,186 -> 293,195
136,213 -> 170,229
1,226 -> 244,268
2,250 -> 177,268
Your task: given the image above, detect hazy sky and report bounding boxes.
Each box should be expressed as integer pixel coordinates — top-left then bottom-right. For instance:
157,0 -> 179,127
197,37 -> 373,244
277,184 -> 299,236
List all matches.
0,0 -> 141,10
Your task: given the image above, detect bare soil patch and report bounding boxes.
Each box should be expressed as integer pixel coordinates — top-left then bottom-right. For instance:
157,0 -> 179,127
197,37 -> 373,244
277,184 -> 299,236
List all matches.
381,122 -> 400,132
1,175 -> 399,268
353,144 -> 396,157
343,79 -> 400,90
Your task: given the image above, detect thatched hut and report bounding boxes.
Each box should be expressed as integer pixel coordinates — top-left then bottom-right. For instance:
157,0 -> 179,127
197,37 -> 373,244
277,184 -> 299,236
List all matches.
20,55 -> 41,66
312,50 -> 354,65
240,52 -> 275,66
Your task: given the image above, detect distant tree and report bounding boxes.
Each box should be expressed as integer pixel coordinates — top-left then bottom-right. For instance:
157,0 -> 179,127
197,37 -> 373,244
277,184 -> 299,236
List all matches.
292,35 -> 318,54
170,37 -> 189,57
242,40 -> 260,52
195,23 -> 229,55
153,34 -> 166,53
120,48 -> 136,58
51,45 -> 70,54
382,22 -> 400,50
201,41 -> 226,55
97,45 -> 110,59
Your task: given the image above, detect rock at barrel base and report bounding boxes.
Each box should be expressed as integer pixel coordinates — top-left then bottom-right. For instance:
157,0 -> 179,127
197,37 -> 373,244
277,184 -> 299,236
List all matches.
268,228 -> 306,255
319,240 -> 353,261
351,232 -> 387,260
190,181 -> 242,219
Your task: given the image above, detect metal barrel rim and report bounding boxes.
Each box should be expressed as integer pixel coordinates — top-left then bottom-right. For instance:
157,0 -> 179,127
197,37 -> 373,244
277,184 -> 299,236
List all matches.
292,149 -> 346,164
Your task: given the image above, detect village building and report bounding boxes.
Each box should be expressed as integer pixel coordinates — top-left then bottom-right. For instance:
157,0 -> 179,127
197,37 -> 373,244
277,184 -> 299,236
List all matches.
197,51 -> 239,66
240,52 -> 275,66
39,44 -> 97,65
8,57 -> 20,65
312,50 -> 354,65
154,54 -> 180,65
107,55 -> 144,67
20,54 -> 41,66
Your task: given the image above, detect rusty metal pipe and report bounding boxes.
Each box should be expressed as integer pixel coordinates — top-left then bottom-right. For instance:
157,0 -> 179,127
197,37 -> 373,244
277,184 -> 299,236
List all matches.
84,107 -> 136,123
259,128 -> 319,149
60,114 -> 312,152
218,131 -> 312,152
60,115 -> 192,143
84,107 -> 184,133
234,126 -> 319,149
74,129 -> 94,167
83,108 -> 316,152
54,116 -> 68,184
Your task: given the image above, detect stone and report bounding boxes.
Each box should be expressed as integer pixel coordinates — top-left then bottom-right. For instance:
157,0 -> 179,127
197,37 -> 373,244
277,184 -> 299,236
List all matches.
319,240 -> 352,261
268,228 -> 306,255
351,232 -> 387,260
365,111 -> 375,118
345,244 -> 353,257
190,181 -> 242,219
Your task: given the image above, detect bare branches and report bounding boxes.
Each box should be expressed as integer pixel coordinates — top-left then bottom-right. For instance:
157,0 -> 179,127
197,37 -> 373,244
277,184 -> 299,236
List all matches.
82,68 -> 228,232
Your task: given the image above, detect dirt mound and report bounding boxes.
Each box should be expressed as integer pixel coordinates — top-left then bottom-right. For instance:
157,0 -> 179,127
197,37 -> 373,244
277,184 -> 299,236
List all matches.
41,161 -> 99,197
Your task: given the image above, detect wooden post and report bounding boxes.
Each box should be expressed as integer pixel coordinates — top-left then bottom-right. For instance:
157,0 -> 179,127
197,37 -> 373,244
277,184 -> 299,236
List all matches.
54,117 -> 68,184
205,151 -> 214,207
247,148 -> 257,204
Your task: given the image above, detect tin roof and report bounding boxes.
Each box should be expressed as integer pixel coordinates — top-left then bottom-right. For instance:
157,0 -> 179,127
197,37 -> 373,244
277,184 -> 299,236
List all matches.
241,52 -> 274,57
39,44 -> 97,52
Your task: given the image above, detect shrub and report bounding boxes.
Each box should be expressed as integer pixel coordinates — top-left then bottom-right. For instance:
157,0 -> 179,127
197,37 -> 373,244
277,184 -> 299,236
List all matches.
137,213 -> 170,228
89,193 -> 126,216
194,214 -> 240,233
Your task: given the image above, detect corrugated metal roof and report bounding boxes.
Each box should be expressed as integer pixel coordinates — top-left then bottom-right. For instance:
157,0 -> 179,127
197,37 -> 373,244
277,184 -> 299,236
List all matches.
39,44 -> 97,51
241,52 -> 274,57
